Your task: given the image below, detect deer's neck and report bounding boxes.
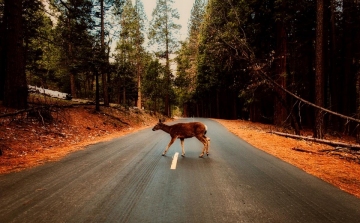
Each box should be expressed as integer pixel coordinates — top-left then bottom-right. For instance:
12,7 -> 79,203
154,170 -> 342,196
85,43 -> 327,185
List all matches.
160,124 -> 172,134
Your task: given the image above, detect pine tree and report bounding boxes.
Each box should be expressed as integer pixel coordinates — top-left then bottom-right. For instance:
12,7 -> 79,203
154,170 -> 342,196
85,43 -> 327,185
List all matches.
143,59 -> 166,113
54,0 -> 94,98
273,0 -> 288,127
89,0 -> 125,109
314,0 -> 325,139
115,0 -> 135,105
174,0 -> 205,117
24,0 -> 57,89
114,0 -> 145,107
134,0 -> 146,109
187,0 -> 205,89
148,0 -> 181,116
196,0 -> 253,118
0,0 -> 5,100
175,41 -> 192,117
100,0 -> 109,106
2,0 -> 27,109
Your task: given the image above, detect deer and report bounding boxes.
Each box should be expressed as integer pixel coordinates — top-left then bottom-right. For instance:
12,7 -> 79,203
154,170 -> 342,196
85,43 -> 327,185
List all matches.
152,119 -> 210,158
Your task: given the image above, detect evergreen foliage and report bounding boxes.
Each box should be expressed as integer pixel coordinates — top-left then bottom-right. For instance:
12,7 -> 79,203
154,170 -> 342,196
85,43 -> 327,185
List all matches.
113,0 -> 146,107
185,0 -> 360,139
148,0 -> 181,116
1,0 -> 360,139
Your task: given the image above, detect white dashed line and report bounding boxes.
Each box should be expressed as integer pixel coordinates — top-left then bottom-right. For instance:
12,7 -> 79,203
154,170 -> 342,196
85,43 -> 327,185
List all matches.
170,152 -> 179,170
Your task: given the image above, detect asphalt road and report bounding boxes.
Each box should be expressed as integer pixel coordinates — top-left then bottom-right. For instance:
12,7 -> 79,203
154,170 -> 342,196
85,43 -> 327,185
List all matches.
1,118 -> 360,223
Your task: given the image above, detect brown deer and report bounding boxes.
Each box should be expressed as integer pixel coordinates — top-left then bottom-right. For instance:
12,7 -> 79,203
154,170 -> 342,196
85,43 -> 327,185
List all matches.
152,119 -> 210,158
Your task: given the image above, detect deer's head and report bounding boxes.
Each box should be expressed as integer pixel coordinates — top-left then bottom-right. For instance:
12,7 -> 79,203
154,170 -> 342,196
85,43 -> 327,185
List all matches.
152,119 -> 165,131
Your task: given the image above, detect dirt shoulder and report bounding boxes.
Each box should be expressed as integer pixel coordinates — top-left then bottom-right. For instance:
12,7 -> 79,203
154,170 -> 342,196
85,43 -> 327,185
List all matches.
214,119 -> 360,199
0,104 -> 160,174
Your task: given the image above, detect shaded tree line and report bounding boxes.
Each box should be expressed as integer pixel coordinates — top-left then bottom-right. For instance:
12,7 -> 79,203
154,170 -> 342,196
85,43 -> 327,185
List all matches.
3,0 -> 360,141
176,0 -> 360,140
0,0 -> 178,116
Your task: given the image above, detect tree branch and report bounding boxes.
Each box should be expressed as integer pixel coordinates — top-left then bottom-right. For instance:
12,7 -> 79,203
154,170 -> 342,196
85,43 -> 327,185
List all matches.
256,68 -> 360,124
269,131 -> 360,150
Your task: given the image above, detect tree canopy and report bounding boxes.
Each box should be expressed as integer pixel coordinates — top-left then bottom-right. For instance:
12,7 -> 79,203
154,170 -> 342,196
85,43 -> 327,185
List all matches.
148,0 -> 181,116
1,0 -> 360,140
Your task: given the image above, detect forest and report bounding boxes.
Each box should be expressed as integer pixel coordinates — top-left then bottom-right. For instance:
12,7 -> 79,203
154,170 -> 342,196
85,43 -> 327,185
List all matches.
1,0 -> 360,141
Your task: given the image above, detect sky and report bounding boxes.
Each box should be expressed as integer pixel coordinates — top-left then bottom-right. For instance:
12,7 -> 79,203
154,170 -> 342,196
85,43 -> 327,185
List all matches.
139,0 -> 196,41
128,0 -> 196,68
43,0 -> 195,42
42,0 -> 196,65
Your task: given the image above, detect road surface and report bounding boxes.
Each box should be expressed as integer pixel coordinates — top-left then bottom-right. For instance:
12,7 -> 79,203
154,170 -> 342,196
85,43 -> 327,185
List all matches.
1,118 -> 360,222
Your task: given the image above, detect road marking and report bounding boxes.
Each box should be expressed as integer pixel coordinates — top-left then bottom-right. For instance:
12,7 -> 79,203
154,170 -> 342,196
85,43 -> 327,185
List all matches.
171,152 -> 179,170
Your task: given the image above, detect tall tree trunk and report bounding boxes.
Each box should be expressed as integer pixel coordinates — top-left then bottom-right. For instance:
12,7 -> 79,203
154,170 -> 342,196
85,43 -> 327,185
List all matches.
136,61 -> 142,109
250,103 -> 261,123
164,0 -> 170,117
343,0 -> 351,118
68,43 -> 76,97
232,91 -> 237,119
314,0 -> 325,139
101,0 -> 109,106
122,85 -> 126,105
165,43 -> 170,116
329,0 -> 340,130
101,66 -> 108,105
342,0 -> 358,135
70,72 -> 77,98
155,99 -> 157,114
274,19 -> 287,126
95,69 -> 100,111
67,17 -> 77,98
196,103 -> 199,117
3,0 -> 28,109
183,103 -> 188,117
216,90 -> 220,118
0,4 -> 5,101
356,69 -> 360,143
165,48 -> 170,116
354,2 -> 360,142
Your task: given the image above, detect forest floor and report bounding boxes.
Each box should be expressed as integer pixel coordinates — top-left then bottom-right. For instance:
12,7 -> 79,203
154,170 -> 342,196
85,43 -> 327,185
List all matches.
0,96 -> 162,174
0,97 -> 359,198
214,119 -> 360,199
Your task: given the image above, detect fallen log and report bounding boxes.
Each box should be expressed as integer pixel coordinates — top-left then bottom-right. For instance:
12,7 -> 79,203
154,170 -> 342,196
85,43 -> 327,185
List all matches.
0,104 -> 83,119
269,131 -> 360,150
0,107 -> 38,118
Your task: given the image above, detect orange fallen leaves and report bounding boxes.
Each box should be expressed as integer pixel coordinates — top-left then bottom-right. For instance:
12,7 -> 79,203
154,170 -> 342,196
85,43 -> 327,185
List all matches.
0,105 -> 159,174
214,119 -> 360,198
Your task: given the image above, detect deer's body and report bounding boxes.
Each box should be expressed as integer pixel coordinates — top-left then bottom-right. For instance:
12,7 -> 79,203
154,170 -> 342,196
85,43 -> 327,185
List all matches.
152,120 -> 210,158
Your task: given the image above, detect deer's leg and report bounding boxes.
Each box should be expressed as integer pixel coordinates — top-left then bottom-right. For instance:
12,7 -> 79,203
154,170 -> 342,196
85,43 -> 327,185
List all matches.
205,136 -> 210,156
162,137 -> 177,156
196,135 -> 207,158
180,138 -> 185,157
